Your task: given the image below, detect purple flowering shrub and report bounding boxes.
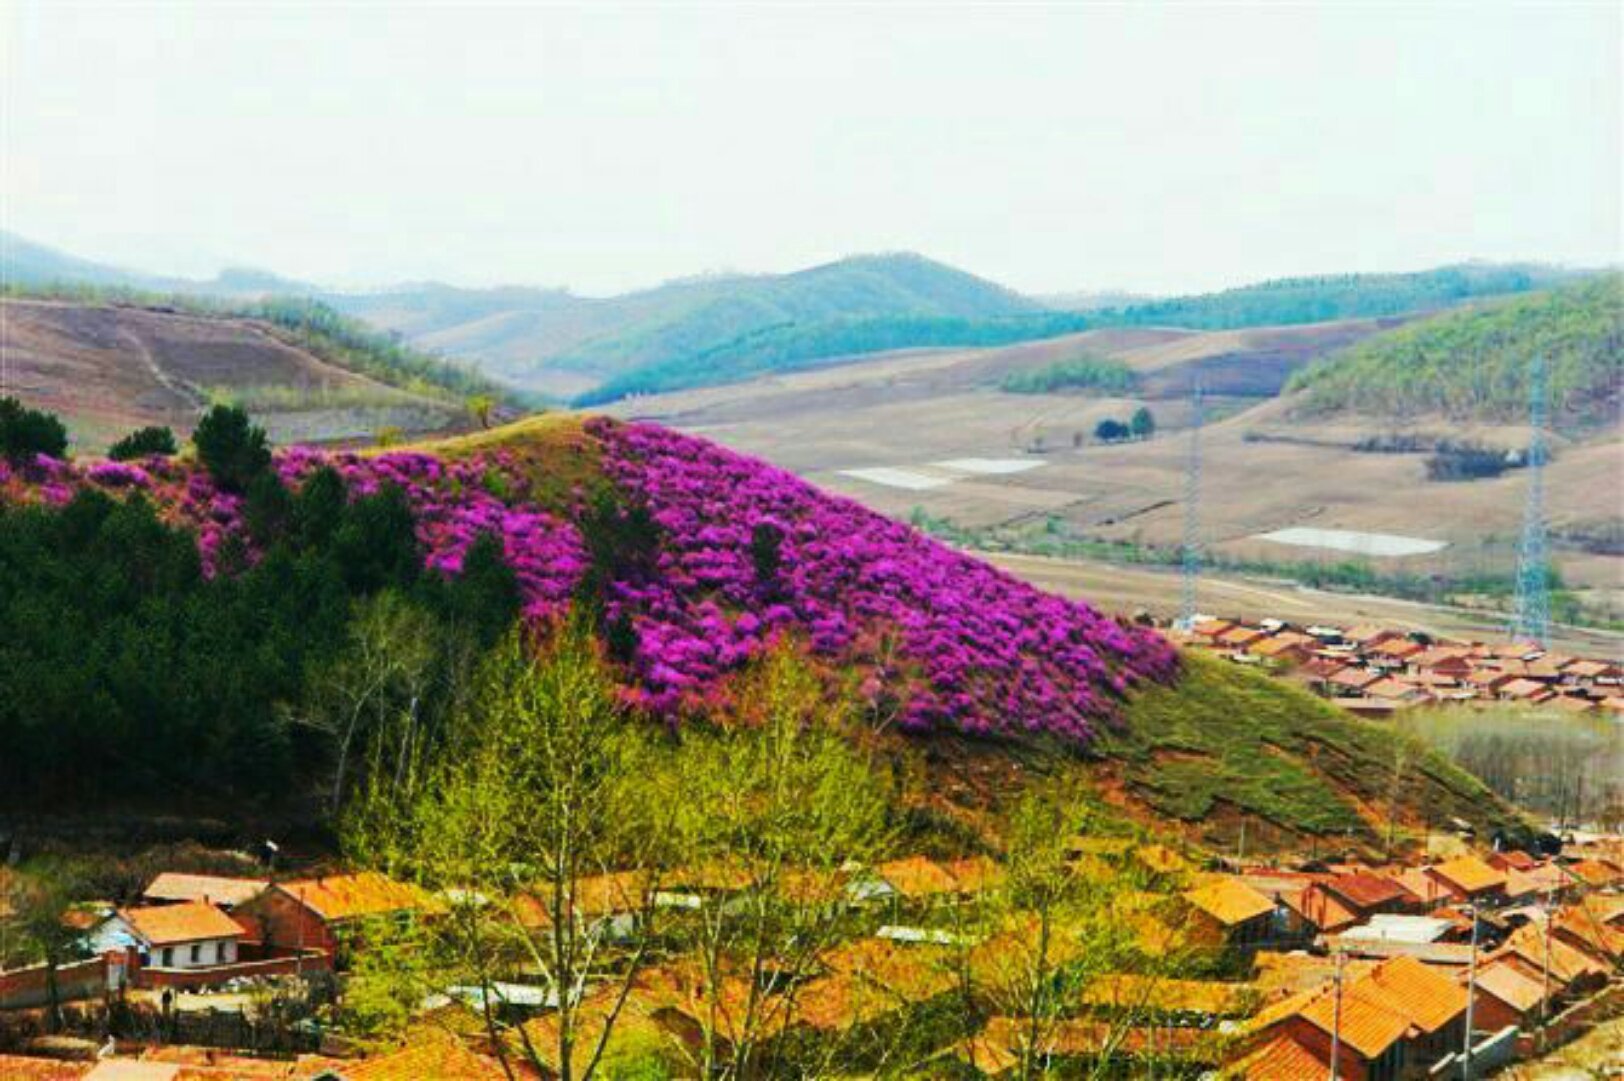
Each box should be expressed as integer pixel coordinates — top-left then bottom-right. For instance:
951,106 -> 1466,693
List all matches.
2,419 -> 1176,743
584,418 -> 1177,739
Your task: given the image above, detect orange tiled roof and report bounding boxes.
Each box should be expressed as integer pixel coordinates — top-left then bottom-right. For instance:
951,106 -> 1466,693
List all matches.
1230,1033 -> 1326,1080
1328,667 -> 1381,689
276,872 -> 436,923
1286,885 -> 1361,933
328,1032 -> 522,1080
1296,981 -> 1411,1060
874,855 -> 961,898
1565,859 -> 1624,888
121,900 -> 247,946
1553,908 -> 1624,959
1471,959 -> 1547,1014
1362,955 -> 1466,1033
0,1055 -> 91,1080
1322,872 -> 1414,911
1500,927 -> 1608,983
144,873 -> 268,909
1488,850 -> 1538,872
1185,879 -> 1275,927
1426,856 -> 1506,896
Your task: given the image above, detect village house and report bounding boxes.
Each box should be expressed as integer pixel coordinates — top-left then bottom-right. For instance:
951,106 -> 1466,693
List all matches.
1250,955 -> 1469,1081
1184,878 -> 1278,950
234,871 -> 437,962
140,872 -> 268,911
1420,856 -> 1507,906
1466,957 -> 1554,1033
89,900 -> 246,970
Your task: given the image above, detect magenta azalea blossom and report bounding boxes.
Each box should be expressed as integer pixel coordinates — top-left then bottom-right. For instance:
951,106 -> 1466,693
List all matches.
3,420 -> 1175,743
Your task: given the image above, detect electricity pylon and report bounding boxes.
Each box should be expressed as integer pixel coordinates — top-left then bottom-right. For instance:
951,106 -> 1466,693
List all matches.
1511,354 -> 1550,647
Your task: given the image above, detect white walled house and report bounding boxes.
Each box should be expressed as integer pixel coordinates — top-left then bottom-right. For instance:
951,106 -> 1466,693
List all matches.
93,900 -> 246,969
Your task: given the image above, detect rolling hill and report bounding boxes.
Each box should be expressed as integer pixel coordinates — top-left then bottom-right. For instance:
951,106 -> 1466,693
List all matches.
0,407 -> 1524,848
575,263 -> 1587,404
6,233 -> 1589,404
1286,273 -> 1624,429
334,252 -> 1041,399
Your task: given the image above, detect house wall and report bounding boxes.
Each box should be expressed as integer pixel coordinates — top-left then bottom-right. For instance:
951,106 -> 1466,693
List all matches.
148,936 -> 238,969
1469,990 -> 1527,1035
1278,1016 -> 1375,1081
237,889 -> 337,958
0,955 -> 114,1010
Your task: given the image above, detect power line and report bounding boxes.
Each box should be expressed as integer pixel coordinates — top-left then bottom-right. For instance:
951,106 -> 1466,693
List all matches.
1176,379 -> 1203,631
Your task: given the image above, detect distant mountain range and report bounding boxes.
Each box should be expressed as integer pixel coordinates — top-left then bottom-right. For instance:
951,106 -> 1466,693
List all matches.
2,230 -> 1599,404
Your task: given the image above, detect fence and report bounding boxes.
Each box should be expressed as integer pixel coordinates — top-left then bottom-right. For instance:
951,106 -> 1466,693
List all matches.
133,951 -> 328,991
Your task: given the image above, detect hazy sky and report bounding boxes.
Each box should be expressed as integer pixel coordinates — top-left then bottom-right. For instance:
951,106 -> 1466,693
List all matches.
3,2 -> 1619,296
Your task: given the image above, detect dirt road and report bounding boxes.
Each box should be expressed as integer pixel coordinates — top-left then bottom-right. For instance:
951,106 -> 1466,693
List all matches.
982,551 -> 1624,658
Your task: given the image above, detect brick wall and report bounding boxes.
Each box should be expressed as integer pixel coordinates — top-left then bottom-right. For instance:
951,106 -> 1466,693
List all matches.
0,956 -> 112,1010
132,951 -> 328,990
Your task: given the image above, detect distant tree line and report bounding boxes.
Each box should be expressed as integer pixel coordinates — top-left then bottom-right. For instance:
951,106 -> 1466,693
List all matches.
999,357 -> 1137,395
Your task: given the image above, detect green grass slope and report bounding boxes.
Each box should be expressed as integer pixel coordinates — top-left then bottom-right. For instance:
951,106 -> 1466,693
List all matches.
1286,274 -> 1624,428
1100,653 -> 1523,848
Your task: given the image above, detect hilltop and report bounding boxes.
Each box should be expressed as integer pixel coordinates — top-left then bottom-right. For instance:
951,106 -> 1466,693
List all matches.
0,408 -> 1522,850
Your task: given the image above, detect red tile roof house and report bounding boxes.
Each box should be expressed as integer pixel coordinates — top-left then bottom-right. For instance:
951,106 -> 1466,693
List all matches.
88,901 -> 247,972
1327,667 -> 1383,694
1253,956 -> 1469,1081
1421,857 -> 1507,906
141,873 -> 269,910
1495,677 -> 1556,704
235,872 -> 439,966
1465,958 -> 1552,1033
1298,873 -> 1420,933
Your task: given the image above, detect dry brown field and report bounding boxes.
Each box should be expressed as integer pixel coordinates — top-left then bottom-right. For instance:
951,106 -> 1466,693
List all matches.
0,298 -> 460,449
610,320 -> 1624,627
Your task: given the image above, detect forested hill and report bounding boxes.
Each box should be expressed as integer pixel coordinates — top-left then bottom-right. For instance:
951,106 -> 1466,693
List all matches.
1099,263 -> 1581,331
1286,274 -> 1624,427
336,252 -> 1041,394
0,403 -> 1522,848
576,263 -> 1588,403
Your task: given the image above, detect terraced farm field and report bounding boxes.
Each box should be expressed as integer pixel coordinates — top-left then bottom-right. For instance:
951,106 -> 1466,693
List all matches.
0,298 -> 462,449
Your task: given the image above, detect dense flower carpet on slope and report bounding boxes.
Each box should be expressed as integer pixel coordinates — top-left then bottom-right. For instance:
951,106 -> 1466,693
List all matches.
0,420 -> 1175,741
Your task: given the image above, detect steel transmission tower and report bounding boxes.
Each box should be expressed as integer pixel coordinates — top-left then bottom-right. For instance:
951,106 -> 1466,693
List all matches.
1176,379 -> 1204,630
1511,354 -> 1550,647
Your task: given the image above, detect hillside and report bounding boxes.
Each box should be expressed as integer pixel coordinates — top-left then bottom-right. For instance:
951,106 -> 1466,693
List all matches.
1286,273 -> 1624,428
0,293 -> 507,449
338,252 -> 1039,398
0,408 -> 1523,847
577,263 -> 1586,404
